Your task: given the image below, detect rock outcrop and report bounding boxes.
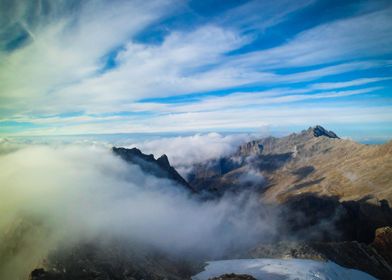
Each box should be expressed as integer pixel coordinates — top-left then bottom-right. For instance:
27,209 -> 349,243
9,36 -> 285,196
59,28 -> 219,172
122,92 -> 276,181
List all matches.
209,273 -> 256,280
372,226 -> 392,266
247,226 -> 392,279
278,194 -> 392,243
312,125 -> 339,138
112,147 -> 194,192
29,241 -> 201,280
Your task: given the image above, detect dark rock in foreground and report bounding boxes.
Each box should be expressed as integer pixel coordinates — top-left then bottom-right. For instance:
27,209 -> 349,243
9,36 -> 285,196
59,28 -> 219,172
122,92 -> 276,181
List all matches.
209,273 -> 256,280
246,226 -> 392,280
29,240 -> 201,280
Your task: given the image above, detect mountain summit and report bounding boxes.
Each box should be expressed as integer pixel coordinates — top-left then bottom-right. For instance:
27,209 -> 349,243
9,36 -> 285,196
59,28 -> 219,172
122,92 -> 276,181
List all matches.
310,125 -> 339,138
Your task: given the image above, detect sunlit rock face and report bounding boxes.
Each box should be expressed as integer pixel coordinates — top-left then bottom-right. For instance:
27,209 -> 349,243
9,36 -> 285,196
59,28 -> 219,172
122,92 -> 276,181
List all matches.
188,125 -> 392,204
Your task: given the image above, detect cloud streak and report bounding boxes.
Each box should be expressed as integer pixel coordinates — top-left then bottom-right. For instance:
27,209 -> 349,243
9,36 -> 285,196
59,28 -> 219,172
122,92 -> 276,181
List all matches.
0,0 -> 391,137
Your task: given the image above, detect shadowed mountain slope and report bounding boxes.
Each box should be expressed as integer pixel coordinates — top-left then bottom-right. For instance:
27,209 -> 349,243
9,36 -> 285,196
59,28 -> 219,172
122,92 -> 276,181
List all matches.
245,226 -> 392,280
112,147 -> 194,192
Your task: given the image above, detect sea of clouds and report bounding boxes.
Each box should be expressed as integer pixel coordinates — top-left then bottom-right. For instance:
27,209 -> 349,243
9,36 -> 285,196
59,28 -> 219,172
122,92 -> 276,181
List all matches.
0,137 -> 275,279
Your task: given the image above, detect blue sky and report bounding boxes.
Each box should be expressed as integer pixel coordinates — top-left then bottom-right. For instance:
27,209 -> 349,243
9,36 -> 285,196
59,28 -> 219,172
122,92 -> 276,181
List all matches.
0,0 -> 391,141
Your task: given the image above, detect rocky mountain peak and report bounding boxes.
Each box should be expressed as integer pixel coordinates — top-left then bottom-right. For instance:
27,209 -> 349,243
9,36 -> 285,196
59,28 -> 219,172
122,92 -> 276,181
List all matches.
114,147 -> 155,162
112,147 -> 194,192
236,126 -> 339,158
310,125 -> 339,139
157,154 -> 171,169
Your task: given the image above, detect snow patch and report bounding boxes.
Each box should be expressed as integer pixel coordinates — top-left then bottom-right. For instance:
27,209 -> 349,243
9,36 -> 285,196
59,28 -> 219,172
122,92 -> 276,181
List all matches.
192,258 -> 377,280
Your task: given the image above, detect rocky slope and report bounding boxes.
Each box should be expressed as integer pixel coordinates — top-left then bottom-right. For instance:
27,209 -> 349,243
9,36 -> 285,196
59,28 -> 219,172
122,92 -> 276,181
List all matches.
186,126 -> 392,279
29,240 -> 201,280
245,226 -> 392,279
188,125 -> 392,204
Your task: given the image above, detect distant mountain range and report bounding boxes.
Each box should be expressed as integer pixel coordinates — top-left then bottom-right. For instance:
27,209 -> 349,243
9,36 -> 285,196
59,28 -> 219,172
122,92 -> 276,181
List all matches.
189,125 -> 392,204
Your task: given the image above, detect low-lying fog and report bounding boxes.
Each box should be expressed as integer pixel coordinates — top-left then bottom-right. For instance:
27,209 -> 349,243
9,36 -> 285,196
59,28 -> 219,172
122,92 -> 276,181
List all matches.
0,137 -> 276,279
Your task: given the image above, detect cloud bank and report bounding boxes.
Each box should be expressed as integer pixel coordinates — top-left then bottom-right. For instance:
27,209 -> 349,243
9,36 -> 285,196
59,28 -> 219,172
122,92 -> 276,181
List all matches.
126,133 -> 254,176
0,143 -> 275,279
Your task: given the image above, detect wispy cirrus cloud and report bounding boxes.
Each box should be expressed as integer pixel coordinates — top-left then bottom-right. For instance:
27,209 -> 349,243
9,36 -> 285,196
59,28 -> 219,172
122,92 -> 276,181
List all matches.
216,0 -> 316,32
0,0 -> 391,137
231,6 -> 392,68
0,0 -> 174,114
309,77 -> 392,90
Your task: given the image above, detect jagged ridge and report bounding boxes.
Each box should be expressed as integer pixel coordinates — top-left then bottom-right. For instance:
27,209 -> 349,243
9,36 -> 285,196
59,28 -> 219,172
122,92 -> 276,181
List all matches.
188,125 -> 392,203
112,147 -> 194,192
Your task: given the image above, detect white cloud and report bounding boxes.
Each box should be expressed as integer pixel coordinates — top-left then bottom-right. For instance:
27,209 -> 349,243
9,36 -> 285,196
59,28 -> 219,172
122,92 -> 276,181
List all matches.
0,0 -> 174,115
0,144 -> 276,279
149,87 -> 383,114
3,101 -> 391,137
309,77 -> 392,90
218,0 -> 315,32
232,7 -> 392,68
1,1 -> 391,136
125,133 -> 254,175
53,25 -> 250,114
135,105 -> 392,133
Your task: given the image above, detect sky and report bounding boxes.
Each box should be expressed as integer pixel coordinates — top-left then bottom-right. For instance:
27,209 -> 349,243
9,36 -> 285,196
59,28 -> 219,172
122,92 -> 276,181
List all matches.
0,0 -> 392,141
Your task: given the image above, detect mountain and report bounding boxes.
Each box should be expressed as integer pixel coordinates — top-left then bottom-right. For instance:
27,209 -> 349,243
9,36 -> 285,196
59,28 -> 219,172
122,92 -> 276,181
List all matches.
112,147 -> 195,192
27,126 -> 392,280
186,125 -> 392,279
188,125 -> 392,204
